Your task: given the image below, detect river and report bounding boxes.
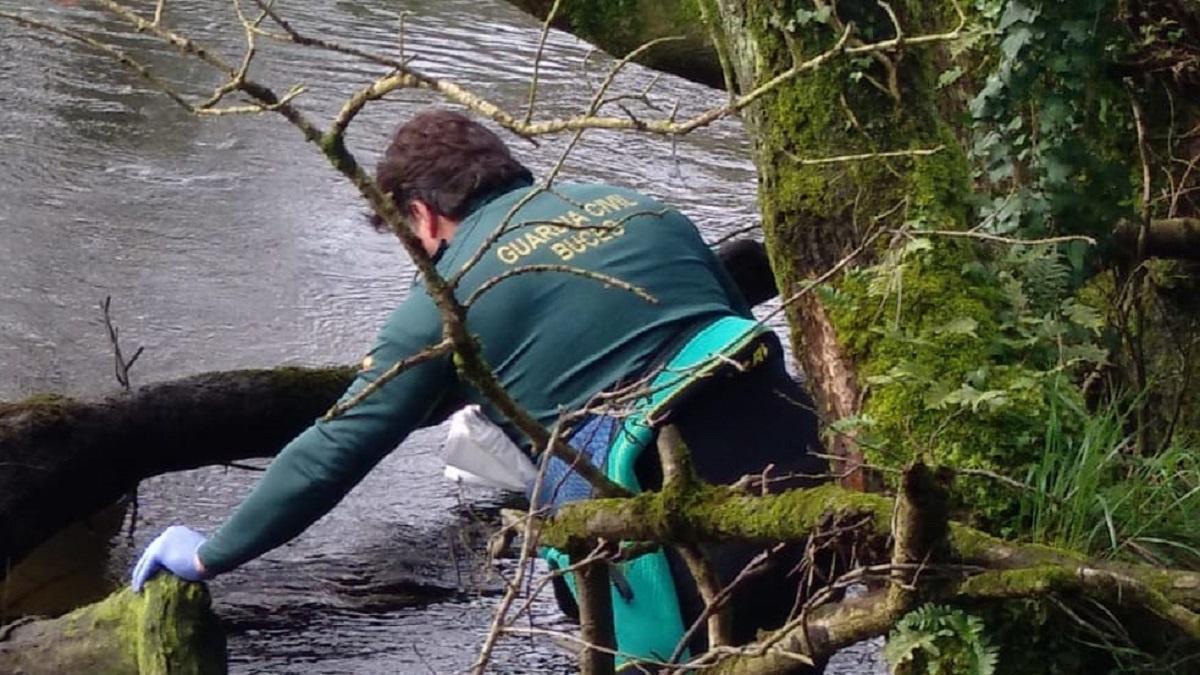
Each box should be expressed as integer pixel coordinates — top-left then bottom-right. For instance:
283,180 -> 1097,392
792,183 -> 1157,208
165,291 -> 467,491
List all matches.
0,1 -> 883,672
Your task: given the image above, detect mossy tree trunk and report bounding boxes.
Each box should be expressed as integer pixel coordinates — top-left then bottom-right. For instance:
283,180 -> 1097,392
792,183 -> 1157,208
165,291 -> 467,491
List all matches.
702,0 -> 975,489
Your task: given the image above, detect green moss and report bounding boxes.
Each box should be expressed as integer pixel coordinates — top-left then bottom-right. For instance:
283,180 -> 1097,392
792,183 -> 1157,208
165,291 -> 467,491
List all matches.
14,392 -> 72,406
825,239 -> 1069,523
948,523 -> 1086,568
136,578 -> 225,675
0,392 -> 80,426
12,576 -> 225,675
263,365 -> 356,392
696,483 -> 893,540
543,483 -> 894,551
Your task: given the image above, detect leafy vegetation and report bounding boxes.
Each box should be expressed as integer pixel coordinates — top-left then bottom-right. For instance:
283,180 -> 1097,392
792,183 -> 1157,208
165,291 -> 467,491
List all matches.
884,604 -> 999,675
969,0 -> 1136,245
825,240 -> 1110,525
1019,391 -> 1200,568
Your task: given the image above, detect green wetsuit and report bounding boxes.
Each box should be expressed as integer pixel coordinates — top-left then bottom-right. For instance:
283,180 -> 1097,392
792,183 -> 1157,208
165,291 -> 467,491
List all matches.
199,177 -> 750,573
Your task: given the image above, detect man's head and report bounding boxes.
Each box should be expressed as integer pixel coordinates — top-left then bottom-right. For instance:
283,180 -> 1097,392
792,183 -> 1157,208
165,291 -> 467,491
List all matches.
370,108 -> 532,256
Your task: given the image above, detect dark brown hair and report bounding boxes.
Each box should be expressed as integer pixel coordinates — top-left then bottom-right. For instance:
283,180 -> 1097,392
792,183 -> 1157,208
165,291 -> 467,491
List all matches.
368,108 -> 532,232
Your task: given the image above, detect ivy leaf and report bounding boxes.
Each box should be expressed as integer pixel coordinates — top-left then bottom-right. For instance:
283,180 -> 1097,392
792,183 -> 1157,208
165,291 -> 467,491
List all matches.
1065,240 -> 1089,278
1001,25 -> 1034,59
937,66 -> 964,89
998,1 -> 1040,30
936,316 -> 980,338
794,5 -> 832,27
1061,19 -> 1091,44
903,237 -> 934,255
1042,152 -> 1072,185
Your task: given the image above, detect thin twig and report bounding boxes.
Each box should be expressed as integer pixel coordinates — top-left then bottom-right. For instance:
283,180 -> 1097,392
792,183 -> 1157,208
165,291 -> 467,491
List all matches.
917,229 -> 1097,247
99,296 -> 144,393
784,145 -> 944,165
524,0 -> 564,125
1130,92 -> 1153,454
321,340 -> 453,421
473,422 -> 565,674
709,223 -> 761,247
763,228 -> 885,323
464,265 -> 657,307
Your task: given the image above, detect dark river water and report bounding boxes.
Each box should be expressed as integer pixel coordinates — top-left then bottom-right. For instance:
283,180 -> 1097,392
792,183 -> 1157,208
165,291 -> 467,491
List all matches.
0,1 -> 883,671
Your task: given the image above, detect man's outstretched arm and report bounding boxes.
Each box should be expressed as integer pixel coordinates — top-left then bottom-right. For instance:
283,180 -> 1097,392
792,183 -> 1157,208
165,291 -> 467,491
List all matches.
132,298 -> 453,588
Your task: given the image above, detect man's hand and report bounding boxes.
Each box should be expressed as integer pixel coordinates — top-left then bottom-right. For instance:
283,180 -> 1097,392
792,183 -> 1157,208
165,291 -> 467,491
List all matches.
131,525 -> 210,591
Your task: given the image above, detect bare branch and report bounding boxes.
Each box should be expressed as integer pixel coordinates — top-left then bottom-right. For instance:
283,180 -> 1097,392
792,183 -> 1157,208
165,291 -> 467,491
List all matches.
916,229 -> 1098,247
471,422 -> 564,675
762,228 -> 885,324
321,339 -> 453,421
575,554 -> 617,675
784,145 -> 944,166
0,11 -> 196,114
99,296 -> 144,393
524,0 -> 564,125
464,264 -> 657,308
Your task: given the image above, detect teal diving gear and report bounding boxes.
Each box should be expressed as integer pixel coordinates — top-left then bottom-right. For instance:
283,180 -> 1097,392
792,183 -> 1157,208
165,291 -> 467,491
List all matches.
539,315 -> 770,668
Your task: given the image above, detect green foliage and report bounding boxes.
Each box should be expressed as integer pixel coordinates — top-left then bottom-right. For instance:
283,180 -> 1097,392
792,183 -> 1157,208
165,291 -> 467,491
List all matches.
825,240 -> 1108,525
976,599 -> 1099,675
968,0 -> 1136,249
1019,392 -> 1200,568
884,604 -> 999,675
561,0 -> 639,36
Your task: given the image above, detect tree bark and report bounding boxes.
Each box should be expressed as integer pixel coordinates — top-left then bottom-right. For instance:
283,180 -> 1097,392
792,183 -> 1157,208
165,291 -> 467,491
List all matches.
0,366 -> 354,575
1114,218 -> 1200,260
538,466 -> 1200,669
0,576 -> 225,675
504,0 -> 724,89
538,480 -> 1200,614
575,561 -> 616,675
702,1 -> 975,488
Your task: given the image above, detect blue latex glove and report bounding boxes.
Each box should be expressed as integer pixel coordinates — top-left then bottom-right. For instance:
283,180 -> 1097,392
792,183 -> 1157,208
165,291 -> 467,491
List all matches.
131,525 -> 209,591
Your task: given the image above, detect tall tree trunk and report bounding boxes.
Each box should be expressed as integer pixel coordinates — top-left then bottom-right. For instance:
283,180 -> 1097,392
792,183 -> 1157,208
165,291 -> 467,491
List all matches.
704,0 -> 973,489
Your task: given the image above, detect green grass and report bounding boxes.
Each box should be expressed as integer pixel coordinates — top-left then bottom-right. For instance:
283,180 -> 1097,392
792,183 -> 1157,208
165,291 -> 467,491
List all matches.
1018,389 -> 1200,569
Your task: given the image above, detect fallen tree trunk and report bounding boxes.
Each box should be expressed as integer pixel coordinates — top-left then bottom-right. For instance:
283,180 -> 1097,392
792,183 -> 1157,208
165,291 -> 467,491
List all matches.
0,366 -> 354,575
540,482 -> 1200,615
0,576 -> 225,675
0,243 -> 772,576
1115,217 -> 1200,260
538,452 -> 1200,670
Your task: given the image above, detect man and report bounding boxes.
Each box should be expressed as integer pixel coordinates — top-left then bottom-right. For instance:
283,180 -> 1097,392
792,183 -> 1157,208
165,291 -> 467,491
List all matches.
133,108 -> 825,666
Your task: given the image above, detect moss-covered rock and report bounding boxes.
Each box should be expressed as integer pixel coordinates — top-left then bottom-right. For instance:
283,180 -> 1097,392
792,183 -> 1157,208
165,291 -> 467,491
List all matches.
0,576 -> 226,675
